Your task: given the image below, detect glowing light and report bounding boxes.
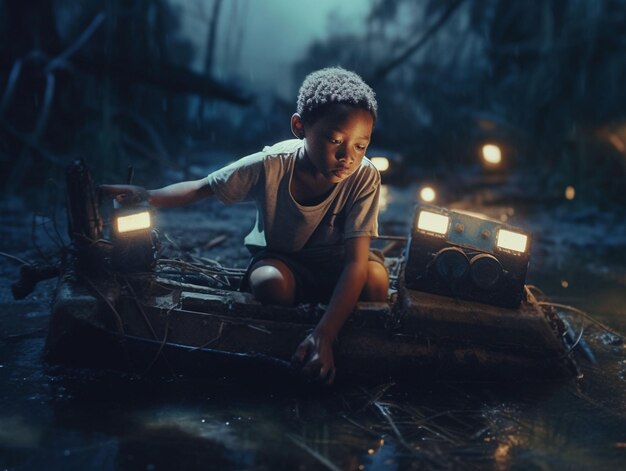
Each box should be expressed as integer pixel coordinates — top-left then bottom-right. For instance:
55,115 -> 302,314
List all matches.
419,186 -> 436,202
609,133 -> 625,152
482,144 -> 502,165
116,211 -> 151,233
565,186 -> 575,200
367,449 -> 375,455
561,280 -> 569,288
494,443 -> 511,468
371,157 -> 390,172
417,211 -> 449,235
496,229 -> 528,253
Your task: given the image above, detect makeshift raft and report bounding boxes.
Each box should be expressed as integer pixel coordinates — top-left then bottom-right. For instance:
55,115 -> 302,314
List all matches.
45,256 -> 577,382
43,160 -> 578,382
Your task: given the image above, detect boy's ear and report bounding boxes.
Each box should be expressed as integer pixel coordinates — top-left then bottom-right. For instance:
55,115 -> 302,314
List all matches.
291,113 -> 305,139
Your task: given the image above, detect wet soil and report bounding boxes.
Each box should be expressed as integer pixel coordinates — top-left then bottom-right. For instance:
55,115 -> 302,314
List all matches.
1,178 -> 626,470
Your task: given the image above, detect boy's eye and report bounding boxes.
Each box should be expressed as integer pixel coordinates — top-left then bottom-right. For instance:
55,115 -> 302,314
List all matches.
329,138 -> 342,145
356,145 -> 367,151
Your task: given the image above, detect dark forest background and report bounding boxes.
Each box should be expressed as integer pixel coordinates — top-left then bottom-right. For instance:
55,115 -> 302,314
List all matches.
1,0 -> 625,205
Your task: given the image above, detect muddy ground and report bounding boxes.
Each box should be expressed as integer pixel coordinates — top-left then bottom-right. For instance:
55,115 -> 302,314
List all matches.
1,175 -> 626,470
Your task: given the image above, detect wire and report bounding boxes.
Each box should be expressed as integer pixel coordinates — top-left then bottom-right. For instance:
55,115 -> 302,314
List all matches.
538,301 -> 623,339
561,324 -> 585,357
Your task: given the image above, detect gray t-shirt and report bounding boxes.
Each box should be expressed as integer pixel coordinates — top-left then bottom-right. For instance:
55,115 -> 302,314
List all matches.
205,139 -> 380,256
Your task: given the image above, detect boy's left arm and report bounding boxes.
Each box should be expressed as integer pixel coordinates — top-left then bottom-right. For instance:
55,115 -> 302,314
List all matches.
292,236 -> 370,384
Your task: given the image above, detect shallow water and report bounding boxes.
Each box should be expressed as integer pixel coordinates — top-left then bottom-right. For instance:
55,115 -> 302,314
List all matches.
1,184 -> 625,470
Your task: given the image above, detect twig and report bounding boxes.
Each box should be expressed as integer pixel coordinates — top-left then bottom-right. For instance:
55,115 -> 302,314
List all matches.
162,232 -> 183,252
158,258 -> 245,275
373,401 -> 412,451
0,121 -> 66,166
246,324 -> 272,334
31,72 -> 55,141
144,302 -> 178,376
339,414 -> 381,438
376,235 -> 408,242
45,180 -> 68,248
1,328 -> 46,342
121,277 -> 158,340
203,234 -> 227,249
285,434 -> 341,471
0,251 -> 30,266
38,213 -> 63,250
80,274 -> 125,336
114,108 -> 172,165
47,13 -> 105,71
357,383 -> 396,411
156,258 -> 238,287
380,241 -> 398,255
188,321 -> 225,352
526,284 -> 548,300
371,0 -> 467,81
31,213 -> 53,265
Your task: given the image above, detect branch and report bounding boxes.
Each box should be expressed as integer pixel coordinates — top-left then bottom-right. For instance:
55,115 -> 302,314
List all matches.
370,0 -> 467,82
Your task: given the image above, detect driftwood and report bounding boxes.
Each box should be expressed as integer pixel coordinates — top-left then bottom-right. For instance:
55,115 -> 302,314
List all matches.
42,160 -> 577,382
72,54 -> 252,105
45,256 -> 577,383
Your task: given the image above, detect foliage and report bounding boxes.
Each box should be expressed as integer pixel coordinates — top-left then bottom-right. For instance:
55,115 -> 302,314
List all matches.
2,0 -> 625,204
0,0 -> 204,198
294,0 -> 626,202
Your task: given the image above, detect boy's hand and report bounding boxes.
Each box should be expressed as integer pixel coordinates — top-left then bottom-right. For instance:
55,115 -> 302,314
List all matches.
292,329 -> 336,385
99,184 -> 149,206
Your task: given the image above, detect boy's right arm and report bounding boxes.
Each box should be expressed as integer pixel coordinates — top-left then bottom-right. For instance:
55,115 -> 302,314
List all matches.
99,179 -> 214,208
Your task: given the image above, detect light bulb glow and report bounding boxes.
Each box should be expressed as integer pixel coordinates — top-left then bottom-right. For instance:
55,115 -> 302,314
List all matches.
482,144 -> 502,164
420,186 -> 436,202
496,229 -> 528,253
371,157 -> 390,172
116,211 -> 151,233
417,211 -> 449,235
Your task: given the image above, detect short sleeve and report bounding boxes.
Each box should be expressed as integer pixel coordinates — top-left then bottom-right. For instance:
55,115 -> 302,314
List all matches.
204,152 -> 265,204
343,164 -> 380,239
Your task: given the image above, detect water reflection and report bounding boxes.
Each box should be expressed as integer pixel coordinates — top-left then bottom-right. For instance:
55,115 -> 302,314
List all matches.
8,373 -> 611,470
1,184 -> 626,470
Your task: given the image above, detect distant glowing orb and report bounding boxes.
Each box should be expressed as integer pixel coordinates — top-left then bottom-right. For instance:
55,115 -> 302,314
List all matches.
371,157 -> 390,172
419,186 -> 436,202
481,144 -> 502,165
565,186 -> 575,200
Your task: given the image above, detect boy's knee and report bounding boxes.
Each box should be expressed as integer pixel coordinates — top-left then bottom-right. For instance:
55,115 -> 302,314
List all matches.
249,260 -> 296,306
362,261 -> 389,302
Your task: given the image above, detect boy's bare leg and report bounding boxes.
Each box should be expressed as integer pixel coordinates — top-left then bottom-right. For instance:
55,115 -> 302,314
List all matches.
361,261 -> 389,301
249,259 -> 296,306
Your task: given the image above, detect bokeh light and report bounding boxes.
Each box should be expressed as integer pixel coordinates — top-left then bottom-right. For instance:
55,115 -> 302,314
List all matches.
371,157 -> 390,172
420,186 -> 436,202
481,144 -> 502,165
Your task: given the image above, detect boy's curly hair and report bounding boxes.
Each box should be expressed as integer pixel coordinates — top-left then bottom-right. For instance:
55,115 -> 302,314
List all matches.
296,67 -> 377,125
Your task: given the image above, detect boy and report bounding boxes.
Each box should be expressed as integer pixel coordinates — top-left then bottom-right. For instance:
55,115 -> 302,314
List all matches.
101,67 -> 389,384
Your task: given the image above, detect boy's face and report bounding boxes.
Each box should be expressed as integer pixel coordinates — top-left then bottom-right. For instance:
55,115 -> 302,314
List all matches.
294,104 -> 374,183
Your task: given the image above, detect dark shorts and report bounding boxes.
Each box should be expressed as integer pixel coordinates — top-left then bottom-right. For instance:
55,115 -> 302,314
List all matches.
240,247 -> 386,303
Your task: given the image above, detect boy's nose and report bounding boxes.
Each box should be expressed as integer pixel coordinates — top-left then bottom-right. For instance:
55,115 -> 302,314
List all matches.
336,146 -> 355,165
